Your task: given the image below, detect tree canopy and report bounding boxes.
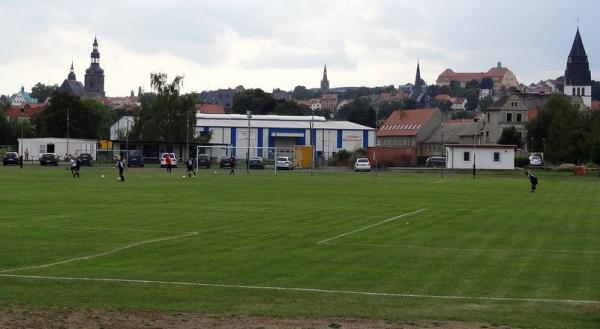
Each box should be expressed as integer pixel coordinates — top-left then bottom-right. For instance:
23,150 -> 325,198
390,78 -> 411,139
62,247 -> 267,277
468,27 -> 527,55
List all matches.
30,83 -> 58,103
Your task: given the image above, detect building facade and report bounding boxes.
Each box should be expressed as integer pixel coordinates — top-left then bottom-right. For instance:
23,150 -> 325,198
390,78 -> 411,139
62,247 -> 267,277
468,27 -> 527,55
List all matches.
195,114 -> 374,160
564,28 -> 592,107
320,64 -> 329,92
9,86 -> 38,107
445,144 -> 515,170
436,62 -> 519,90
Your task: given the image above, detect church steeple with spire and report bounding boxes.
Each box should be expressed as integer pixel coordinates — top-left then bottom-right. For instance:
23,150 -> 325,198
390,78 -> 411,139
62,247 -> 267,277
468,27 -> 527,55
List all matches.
320,64 -> 330,92
68,61 -> 77,81
84,36 -> 105,98
564,27 -> 591,107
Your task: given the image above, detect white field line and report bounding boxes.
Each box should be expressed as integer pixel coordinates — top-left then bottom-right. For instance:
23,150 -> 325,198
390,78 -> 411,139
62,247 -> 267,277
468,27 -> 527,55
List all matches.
0,232 -> 198,273
317,209 -> 427,244
0,273 -> 598,305
322,242 -> 600,255
0,223 -> 190,234
432,179 -> 450,184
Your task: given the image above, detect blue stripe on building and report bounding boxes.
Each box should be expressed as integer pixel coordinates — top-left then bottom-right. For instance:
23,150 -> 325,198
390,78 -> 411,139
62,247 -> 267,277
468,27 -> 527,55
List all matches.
363,130 -> 369,149
203,126 -> 209,133
231,127 -> 237,156
311,129 -> 316,147
337,130 -> 343,149
257,128 -> 264,157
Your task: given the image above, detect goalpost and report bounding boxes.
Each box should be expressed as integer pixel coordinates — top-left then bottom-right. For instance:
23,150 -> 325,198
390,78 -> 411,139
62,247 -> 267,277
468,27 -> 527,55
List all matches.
195,145 -> 297,174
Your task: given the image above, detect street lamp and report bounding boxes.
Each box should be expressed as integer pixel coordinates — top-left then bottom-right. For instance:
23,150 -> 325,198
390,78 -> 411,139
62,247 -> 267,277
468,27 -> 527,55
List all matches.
310,108 -> 315,176
246,110 -> 252,174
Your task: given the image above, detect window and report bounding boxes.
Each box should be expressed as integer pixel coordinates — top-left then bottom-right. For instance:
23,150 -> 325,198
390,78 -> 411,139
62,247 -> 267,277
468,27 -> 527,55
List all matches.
516,113 -> 522,122
487,113 -> 490,123
572,87 -> 576,95
582,88 -> 585,96
463,151 -> 470,161
507,113 -> 512,122
577,88 -> 580,96
493,152 -> 500,162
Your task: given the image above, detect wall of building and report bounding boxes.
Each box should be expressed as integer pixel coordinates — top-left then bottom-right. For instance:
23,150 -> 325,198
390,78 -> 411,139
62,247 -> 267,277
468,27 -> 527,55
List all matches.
446,146 -> 515,169
368,146 -> 417,167
564,85 -> 592,107
18,138 -> 98,160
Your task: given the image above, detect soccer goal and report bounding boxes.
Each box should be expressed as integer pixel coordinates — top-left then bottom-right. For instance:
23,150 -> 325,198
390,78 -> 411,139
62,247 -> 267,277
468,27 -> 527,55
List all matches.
196,145 -> 299,174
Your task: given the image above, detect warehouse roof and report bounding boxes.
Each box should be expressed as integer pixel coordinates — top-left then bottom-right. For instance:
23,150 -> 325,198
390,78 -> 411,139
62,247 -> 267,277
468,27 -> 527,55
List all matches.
196,114 -> 374,131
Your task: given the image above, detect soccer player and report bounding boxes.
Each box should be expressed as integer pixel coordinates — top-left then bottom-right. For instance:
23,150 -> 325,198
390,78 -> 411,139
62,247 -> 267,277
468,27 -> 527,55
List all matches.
74,156 -> 81,178
525,171 -> 538,192
229,156 -> 236,175
69,157 -> 77,178
165,154 -> 173,173
187,158 -> 196,178
117,156 -> 125,182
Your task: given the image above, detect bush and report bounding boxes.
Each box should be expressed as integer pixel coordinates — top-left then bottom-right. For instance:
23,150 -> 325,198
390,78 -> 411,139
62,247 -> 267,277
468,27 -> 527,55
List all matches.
514,157 -> 529,168
584,162 -> 597,169
334,150 -> 352,166
556,163 -> 576,172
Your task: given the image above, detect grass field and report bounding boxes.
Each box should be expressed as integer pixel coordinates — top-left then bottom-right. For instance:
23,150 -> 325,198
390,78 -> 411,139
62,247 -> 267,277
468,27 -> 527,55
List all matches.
0,165 -> 599,328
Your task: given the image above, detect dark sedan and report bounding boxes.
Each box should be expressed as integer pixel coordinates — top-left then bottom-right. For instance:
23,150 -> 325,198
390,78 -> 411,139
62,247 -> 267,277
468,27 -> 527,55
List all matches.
249,157 -> 265,169
219,157 -> 233,168
39,153 -> 59,166
79,153 -> 93,166
2,152 -> 19,166
197,154 -> 211,168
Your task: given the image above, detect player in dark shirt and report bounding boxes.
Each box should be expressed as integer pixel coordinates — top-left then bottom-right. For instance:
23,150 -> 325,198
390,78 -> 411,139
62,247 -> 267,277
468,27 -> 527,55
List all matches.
526,171 -> 538,192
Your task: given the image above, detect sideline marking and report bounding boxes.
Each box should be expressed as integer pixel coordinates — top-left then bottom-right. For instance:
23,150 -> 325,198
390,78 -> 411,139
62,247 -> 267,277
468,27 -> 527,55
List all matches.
0,273 -> 598,305
0,223 -> 191,234
322,242 -> 600,255
317,209 -> 427,244
0,232 -> 198,273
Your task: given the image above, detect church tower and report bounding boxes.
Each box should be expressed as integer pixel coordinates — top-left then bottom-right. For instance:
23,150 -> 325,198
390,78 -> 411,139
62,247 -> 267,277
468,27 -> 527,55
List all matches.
414,60 -> 424,91
84,37 -> 105,98
320,64 -> 330,92
564,28 -> 591,107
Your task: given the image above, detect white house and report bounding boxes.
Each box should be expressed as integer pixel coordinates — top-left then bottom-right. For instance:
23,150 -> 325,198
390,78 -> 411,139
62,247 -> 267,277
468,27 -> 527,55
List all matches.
18,138 -> 98,160
110,116 -> 135,140
196,114 -> 375,160
445,144 -> 516,170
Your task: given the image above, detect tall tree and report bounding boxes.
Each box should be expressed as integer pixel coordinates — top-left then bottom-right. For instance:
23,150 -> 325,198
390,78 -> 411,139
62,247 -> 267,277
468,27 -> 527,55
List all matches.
497,126 -> 523,148
292,86 -> 312,100
133,73 -> 195,143
465,79 -> 480,90
480,77 -> 494,90
335,98 -> 375,127
30,83 -> 58,102
232,89 -> 276,115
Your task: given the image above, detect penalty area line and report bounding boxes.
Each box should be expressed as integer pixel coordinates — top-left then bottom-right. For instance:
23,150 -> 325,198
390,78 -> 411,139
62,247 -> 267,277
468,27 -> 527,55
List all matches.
0,232 -> 198,274
317,209 -> 427,244
0,273 -> 598,305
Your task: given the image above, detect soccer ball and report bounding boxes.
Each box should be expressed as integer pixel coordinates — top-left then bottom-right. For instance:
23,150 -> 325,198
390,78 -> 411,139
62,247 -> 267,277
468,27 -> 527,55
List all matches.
100,175 -> 105,178
182,175 -> 186,178
214,171 -> 217,174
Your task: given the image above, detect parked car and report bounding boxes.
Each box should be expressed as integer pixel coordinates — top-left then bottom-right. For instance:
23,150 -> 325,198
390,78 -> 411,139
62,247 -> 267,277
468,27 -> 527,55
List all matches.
425,156 -> 446,167
249,157 -> 265,169
529,155 -> 543,167
197,154 -> 211,168
276,156 -> 294,170
127,150 -> 144,167
2,152 -> 19,166
220,156 -> 233,168
79,153 -> 93,166
39,153 -> 59,166
160,153 -> 177,168
354,157 -> 371,172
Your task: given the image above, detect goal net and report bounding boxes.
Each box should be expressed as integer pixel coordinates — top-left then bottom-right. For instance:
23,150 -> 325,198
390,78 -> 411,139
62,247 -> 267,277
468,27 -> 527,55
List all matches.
196,145 -> 304,174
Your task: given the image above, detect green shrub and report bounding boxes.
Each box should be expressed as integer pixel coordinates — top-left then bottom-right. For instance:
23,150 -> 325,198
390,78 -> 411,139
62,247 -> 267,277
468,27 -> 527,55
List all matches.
584,162 -> 597,169
514,156 -> 529,168
556,163 -> 576,172
334,150 -> 352,166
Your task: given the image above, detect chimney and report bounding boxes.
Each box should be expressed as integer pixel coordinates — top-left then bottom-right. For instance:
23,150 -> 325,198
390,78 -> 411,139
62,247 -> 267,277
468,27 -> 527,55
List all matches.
497,62 -> 502,68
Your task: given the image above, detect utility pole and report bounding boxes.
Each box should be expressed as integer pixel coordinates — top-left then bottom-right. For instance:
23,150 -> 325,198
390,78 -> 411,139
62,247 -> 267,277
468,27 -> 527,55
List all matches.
246,111 -> 251,174
374,106 -> 379,177
66,107 -> 70,160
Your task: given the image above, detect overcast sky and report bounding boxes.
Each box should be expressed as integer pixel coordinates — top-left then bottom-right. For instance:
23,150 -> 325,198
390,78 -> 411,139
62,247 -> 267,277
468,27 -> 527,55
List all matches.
1,0 -> 598,97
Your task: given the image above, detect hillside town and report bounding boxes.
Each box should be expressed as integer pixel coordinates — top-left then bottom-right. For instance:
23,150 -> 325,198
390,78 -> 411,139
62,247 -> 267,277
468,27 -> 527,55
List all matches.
1,27 -> 599,169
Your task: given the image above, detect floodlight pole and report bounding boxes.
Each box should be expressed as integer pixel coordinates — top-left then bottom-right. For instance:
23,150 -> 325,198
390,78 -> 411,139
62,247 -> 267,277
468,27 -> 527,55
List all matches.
19,117 -> 24,169
310,109 -> 314,176
472,131 -> 476,179
66,107 -> 70,160
441,122 -> 444,179
246,110 -> 251,174
125,116 -> 130,167
374,107 -> 379,177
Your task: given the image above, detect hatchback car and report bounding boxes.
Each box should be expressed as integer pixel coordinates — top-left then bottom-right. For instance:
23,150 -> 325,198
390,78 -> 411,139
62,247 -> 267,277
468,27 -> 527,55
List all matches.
79,153 -> 93,166
529,155 -> 543,167
160,153 -> 177,168
354,157 -> 371,172
127,150 -> 144,167
276,156 -> 294,170
197,154 -> 211,168
425,156 -> 446,167
2,152 -> 19,166
220,156 -> 233,168
249,157 -> 265,169
39,153 -> 59,166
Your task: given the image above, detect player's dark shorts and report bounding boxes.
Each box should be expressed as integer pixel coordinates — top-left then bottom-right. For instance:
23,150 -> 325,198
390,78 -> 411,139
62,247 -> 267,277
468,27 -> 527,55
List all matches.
187,166 -> 193,171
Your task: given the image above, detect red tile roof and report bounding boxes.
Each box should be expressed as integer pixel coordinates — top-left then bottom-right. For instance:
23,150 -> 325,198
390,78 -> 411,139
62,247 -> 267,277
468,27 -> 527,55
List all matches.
437,67 -> 509,83
377,108 -> 437,137
6,104 -> 45,119
528,109 -> 540,121
592,100 -> 600,111
195,103 -> 226,114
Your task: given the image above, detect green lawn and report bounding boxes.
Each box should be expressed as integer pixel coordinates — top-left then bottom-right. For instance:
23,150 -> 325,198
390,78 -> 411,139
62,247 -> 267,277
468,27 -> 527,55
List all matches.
0,166 -> 599,328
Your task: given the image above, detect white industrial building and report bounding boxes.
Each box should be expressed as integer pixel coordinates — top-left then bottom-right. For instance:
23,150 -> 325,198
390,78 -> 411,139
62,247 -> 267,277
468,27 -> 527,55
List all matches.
18,138 -> 98,160
445,144 -> 516,170
196,114 -> 375,159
